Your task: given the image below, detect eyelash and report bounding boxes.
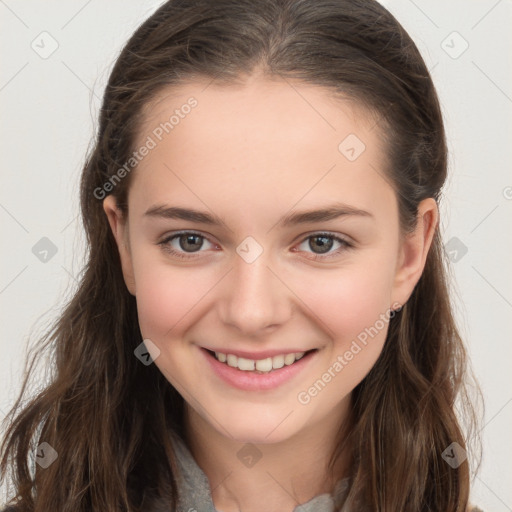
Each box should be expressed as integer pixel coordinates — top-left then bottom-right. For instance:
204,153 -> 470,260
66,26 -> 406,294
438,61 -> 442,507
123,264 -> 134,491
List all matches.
157,230 -> 354,261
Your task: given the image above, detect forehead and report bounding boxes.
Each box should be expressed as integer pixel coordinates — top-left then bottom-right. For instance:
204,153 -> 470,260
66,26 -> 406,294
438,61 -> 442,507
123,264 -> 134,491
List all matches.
137,76 -> 377,152
129,77 -> 395,224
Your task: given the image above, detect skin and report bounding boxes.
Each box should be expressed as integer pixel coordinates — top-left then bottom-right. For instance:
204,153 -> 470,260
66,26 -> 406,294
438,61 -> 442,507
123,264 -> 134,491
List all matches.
104,74 -> 438,512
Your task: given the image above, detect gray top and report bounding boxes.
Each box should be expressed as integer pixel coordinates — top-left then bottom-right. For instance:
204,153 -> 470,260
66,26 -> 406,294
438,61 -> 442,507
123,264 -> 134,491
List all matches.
169,430 -> 351,512
0,432 -> 486,512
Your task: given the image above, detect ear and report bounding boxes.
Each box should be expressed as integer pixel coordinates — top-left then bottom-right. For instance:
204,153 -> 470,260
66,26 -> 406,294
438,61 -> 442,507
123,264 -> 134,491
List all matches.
103,195 -> 136,295
391,198 -> 438,307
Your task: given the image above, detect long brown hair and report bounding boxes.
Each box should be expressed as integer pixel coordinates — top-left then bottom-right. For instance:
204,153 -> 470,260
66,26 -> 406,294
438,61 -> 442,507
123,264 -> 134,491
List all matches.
1,0 -> 481,510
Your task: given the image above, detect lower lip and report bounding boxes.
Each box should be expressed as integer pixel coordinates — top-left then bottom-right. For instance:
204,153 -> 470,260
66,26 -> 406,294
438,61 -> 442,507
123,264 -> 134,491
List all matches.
200,347 -> 318,391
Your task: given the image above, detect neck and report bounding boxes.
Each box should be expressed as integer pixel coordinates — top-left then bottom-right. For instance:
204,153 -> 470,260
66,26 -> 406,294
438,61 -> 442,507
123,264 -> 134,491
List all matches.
183,397 -> 352,512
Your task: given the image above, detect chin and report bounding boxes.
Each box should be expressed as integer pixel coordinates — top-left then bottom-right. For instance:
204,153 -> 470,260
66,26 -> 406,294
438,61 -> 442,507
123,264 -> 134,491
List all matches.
218,412 -> 304,445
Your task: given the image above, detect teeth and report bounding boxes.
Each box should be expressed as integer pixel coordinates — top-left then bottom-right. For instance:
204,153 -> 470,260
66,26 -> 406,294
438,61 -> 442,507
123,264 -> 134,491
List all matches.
272,354 -> 284,369
237,357 -> 255,371
212,350 -> 310,372
255,357 -> 272,372
215,352 -> 227,363
284,353 -> 296,365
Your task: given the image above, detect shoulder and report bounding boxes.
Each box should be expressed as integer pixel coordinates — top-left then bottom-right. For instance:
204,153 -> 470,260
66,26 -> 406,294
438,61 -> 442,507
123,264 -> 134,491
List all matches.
1,503 -> 487,512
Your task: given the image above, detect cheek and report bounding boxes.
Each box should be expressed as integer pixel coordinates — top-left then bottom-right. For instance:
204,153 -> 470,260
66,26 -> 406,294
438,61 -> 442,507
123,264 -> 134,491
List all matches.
292,263 -> 395,412
133,262 -> 213,338
127,238 -> 212,338
294,255 -> 396,341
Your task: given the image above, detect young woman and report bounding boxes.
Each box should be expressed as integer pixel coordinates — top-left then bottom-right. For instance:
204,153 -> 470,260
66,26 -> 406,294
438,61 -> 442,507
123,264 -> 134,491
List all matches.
1,0 -> 483,510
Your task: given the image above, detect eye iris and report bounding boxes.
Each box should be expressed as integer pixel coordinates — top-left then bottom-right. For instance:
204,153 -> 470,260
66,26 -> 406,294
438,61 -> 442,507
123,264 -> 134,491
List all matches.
174,234 -> 337,255
309,235 -> 333,254
179,234 -> 203,252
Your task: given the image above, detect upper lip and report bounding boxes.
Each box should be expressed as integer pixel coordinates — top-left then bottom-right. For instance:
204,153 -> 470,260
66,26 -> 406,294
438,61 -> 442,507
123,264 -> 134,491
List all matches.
200,346 -> 316,360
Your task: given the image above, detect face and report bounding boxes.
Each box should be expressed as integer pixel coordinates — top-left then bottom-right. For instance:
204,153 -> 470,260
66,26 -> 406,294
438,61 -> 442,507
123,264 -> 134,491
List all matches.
104,76 -> 437,444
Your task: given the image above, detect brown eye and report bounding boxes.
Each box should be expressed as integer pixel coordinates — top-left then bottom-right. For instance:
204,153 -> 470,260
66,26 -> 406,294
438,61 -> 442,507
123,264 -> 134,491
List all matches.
308,235 -> 334,254
295,233 -> 353,259
158,231 -> 216,259
178,233 -> 204,252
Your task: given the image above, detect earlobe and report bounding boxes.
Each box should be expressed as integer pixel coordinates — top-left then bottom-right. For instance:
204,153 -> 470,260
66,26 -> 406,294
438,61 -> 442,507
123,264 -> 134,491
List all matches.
102,195 -> 137,295
391,198 -> 438,306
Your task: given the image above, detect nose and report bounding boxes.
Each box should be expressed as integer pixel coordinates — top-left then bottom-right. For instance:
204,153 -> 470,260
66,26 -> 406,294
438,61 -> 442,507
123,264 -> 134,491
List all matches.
218,246 -> 292,335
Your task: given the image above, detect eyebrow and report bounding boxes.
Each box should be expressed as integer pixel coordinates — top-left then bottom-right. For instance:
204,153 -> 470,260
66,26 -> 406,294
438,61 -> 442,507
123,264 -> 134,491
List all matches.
144,202 -> 373,228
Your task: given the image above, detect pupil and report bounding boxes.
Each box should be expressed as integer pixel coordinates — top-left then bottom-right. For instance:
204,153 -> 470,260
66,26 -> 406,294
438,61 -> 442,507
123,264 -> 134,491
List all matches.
180,234 -> 202,252
178,235 -> 333,254
310,235 -> 332,254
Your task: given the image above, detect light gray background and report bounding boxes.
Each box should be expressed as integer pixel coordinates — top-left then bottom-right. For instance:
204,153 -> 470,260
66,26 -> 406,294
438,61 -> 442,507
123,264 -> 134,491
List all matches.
1,0 -> 511,509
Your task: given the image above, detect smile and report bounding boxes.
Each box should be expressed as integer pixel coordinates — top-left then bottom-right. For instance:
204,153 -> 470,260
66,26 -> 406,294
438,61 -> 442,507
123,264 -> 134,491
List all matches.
211,350 -> 310,373
201,347 -> 319,391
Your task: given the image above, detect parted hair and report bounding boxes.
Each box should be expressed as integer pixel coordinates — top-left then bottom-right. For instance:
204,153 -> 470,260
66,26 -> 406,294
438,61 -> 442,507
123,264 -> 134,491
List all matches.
1,1 -> 481,510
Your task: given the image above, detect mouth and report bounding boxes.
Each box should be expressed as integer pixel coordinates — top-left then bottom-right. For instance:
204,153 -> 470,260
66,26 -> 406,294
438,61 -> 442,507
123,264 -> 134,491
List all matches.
200,346 -> 320,391
204,348 -> 318,374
